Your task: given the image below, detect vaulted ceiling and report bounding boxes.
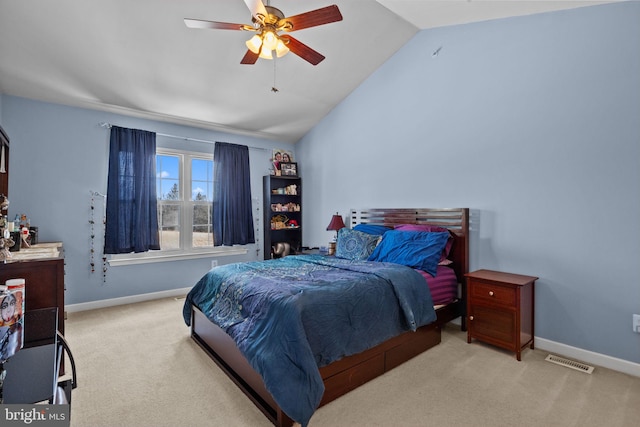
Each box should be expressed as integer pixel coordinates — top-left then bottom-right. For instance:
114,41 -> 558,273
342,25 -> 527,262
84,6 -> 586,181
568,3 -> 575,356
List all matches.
0,0 -> 614,143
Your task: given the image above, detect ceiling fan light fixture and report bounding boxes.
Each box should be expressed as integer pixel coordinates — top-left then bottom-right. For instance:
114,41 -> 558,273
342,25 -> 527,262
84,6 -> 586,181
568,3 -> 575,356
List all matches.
261,30 -> 278,51
275,38 -> 289,57
250,30 -> 288,60
259,46 -> 274,60
245,34 -> 262,54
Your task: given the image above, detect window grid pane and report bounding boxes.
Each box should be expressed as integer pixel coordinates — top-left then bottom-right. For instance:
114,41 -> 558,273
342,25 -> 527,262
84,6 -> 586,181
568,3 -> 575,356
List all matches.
193,203 -> 213,247
191,158 -> 213,201
191,158 -> 213,248
158,202 -> 180,250
156,154 -> 180,200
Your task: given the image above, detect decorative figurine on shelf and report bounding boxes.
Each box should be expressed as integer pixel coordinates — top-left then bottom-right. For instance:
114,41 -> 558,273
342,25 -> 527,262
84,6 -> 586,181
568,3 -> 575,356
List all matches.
285,184 -> 297,195
272,242 -> 291,258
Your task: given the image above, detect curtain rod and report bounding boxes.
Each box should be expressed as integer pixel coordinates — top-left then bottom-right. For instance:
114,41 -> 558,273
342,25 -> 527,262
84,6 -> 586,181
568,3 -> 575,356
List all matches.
99,122 -> 270,152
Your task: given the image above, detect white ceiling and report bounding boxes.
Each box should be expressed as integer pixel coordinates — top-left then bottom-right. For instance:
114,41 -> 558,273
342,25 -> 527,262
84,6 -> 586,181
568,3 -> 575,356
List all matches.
0,0 -> 615,143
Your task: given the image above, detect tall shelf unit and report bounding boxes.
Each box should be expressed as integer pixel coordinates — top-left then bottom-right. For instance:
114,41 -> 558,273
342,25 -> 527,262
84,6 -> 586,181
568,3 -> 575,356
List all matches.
263,175 -> 302,260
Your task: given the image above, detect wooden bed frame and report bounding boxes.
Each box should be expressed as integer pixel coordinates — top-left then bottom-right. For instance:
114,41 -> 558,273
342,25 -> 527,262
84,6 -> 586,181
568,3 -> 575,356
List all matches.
190,208 -> 469,427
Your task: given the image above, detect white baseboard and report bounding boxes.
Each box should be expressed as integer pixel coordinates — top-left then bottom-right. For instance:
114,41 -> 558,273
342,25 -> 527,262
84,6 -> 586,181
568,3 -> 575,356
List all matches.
536,337 -> 640,378
64,287 -> 192,313
450,318 -> 639,377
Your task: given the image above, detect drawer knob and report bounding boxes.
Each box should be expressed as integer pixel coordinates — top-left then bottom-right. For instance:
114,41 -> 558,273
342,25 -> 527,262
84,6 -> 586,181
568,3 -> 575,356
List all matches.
469,315 -> 474,321
488,291 -> 494,296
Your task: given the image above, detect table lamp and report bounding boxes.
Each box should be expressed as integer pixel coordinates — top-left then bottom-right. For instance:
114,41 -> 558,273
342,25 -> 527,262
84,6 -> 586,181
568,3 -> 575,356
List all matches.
326,213 -> 345,255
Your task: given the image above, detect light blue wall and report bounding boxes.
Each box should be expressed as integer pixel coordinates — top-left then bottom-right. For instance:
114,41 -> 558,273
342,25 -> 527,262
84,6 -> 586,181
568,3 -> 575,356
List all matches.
297,2 -> 640,364
1,95 -> 293,305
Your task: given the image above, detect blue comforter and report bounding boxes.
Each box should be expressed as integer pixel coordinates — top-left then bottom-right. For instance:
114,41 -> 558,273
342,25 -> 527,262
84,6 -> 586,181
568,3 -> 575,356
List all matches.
183,254 -> 436,426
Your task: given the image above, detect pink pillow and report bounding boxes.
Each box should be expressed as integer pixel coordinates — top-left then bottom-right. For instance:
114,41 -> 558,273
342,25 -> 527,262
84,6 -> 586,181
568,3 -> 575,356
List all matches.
394,224 -> 453,262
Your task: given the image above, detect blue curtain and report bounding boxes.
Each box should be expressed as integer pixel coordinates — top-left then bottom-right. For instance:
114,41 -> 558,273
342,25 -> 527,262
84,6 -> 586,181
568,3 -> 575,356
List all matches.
213,142 -> 255,246
104,126 -> 160,254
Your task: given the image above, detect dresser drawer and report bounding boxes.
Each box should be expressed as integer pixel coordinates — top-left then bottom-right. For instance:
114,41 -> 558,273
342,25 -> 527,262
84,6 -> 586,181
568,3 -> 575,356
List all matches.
470,280 -> 516,307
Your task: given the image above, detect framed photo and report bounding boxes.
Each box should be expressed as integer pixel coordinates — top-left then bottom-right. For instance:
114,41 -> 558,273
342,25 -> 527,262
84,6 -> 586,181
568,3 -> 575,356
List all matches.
272,149 -> 294,171
280,162 -> 298,177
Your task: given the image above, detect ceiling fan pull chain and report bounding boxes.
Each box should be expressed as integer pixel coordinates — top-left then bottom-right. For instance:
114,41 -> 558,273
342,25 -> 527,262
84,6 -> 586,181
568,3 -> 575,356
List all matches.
271,58 -> 279,93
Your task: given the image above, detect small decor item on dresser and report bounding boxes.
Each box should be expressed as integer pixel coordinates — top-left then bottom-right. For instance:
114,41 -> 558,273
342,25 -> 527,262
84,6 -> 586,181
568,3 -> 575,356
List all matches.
0,228 -> 15,260
20,226 -> 31,248
8,231 -> 20,252
1,280 -> 24,324
0,279 -> 26,362
29,227 -> 38,245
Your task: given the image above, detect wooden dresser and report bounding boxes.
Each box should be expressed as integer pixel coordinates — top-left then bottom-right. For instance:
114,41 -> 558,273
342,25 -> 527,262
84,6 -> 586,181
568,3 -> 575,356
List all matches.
465,269 -> 537,361
0,242 -> 65,335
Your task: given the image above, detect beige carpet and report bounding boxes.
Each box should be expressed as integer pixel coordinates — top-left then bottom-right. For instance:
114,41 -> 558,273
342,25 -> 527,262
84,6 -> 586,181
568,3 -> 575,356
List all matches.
64,297 -> 640,427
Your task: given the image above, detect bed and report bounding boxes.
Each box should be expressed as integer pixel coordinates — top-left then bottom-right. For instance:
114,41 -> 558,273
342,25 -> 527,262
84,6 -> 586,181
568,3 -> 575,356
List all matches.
184,208 -> 469,427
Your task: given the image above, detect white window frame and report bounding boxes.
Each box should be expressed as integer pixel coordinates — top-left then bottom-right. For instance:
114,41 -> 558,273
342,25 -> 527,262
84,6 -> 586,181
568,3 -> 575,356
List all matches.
108,148 -> 247,266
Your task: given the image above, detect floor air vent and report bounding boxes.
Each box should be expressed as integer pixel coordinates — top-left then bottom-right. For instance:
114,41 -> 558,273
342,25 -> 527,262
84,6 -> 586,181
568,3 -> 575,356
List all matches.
545,354 -> 594,374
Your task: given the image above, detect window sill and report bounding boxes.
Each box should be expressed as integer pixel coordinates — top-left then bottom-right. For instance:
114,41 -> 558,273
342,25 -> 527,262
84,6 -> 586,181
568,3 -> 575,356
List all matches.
108,247 -> 249,267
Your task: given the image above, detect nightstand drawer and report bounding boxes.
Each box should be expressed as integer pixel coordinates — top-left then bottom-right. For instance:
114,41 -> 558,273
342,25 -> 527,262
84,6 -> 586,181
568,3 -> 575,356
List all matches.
470,281 -> 516,307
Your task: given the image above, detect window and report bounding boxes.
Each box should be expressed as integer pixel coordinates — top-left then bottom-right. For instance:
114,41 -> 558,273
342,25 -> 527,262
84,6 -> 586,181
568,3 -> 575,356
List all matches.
108,147 -> 249,266
156,149 -> 214,250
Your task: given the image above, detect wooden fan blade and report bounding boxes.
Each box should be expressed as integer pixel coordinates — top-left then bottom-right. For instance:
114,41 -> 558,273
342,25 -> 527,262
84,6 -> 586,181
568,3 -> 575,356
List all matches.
243,0 -> 267,20
283,5 -> 343,32
184,18 -> 250,31
284,36 -> 325,66
240,49 -> 259,65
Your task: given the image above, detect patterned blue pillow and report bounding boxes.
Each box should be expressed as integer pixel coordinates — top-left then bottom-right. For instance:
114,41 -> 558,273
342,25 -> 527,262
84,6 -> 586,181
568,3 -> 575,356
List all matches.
335,228 -> 380,261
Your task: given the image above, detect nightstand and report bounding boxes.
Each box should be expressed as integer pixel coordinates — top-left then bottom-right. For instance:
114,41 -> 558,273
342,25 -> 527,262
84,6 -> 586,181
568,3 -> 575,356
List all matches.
465,269 -> 538,361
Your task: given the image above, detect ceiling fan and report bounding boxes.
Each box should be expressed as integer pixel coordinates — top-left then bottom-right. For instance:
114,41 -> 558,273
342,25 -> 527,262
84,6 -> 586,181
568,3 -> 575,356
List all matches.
184,0 -> 343,65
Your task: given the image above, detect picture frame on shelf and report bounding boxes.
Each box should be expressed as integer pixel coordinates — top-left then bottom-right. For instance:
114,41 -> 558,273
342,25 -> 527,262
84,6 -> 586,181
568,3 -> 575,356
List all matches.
280,162 -> 298,177
272,149 -> 294,175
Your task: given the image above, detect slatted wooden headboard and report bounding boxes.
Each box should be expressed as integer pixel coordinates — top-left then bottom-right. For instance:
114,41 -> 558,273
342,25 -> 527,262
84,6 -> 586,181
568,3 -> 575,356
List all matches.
350,208 -> 470,284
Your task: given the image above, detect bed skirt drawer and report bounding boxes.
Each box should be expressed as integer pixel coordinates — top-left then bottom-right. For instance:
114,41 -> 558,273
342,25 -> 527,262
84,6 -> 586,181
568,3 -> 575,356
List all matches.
319,324 -> 441,406
386,326 -> 441,370
320,353 -> 385,405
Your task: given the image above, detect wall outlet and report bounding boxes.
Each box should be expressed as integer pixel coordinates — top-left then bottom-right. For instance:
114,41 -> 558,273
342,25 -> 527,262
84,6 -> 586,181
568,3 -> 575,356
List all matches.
633,314 -> 640,333
211,259 -> 218,269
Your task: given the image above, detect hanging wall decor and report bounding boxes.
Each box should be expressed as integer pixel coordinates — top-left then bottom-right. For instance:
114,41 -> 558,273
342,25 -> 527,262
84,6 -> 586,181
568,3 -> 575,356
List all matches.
90,191 -> 108,283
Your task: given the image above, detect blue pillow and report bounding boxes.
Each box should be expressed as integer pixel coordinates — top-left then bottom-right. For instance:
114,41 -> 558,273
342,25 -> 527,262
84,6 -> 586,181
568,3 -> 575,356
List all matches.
368,230 -> 450,276
353,223 -> 392,236
335,228 -> 381,261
